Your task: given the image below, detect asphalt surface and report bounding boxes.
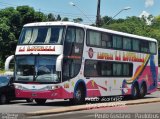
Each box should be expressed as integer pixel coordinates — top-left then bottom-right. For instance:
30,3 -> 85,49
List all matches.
0,91 -> 160,119
26,102 -> 160,119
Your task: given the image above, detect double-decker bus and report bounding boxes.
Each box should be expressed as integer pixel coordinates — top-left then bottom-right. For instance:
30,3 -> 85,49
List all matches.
5,22 -> 158,104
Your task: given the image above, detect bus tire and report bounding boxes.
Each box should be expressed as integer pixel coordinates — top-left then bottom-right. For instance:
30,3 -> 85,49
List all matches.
35,99 -> 46,105
139,83 -> 147,98
26,98 -> 33,103
131,83 -> 139,99
71,85 -> 85,105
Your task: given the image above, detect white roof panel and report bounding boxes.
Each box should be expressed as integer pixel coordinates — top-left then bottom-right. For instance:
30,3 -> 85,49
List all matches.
23,21 -> 157,42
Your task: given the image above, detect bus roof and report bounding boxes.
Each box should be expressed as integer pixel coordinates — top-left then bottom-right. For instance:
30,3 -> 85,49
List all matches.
24,21 -> 157,42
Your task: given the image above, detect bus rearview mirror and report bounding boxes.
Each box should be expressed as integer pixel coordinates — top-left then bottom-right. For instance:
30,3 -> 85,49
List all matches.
5,55 -> 14,71
56,54 -> 63,72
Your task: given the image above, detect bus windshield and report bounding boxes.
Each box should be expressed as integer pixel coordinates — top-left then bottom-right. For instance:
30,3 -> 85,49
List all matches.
15,56 -> 60,83
19,26 -> 65,44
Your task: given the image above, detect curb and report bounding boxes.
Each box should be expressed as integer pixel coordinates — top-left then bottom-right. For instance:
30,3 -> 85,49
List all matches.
25,98 -> 160,116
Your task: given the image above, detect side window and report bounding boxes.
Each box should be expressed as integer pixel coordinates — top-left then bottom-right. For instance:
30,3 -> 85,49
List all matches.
84,60 -> 98,77
87,30 -> 101,47
123,37 -> 131,50
113,35 -> 122,49
132,39 -> 140,51
84,60 -> 132,77
62,59 -> 81,81
75,28 -> 84,55
123,64 -> 132,76
64,27 -> 84,56
64,27 -> 75,56
141,41 -> 149,53
101,62 -> 112,76
76,29 -> 84,43
113,63 -> 122,76
101,33 -> 112,48
62,27 -> 84,81
65,28 -> 75,43
149,42 -> 156,54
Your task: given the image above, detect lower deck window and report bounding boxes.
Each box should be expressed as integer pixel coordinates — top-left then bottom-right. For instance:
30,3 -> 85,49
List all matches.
84,60 -> 133,77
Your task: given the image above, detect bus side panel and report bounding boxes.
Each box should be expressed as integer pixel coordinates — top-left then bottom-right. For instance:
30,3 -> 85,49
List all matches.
86,80 -> 102,97
128,54 -> 158,95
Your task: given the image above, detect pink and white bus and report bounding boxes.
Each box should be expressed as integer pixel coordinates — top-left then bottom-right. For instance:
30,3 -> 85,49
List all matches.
7,22 -> 158,104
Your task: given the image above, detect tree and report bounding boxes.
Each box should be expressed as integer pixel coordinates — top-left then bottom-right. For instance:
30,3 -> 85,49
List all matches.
56,15 -> 61,21
34,11 -> 47,22
0,6 -> 48,67
73,18 -> 83,23
102,16 -> 149,36
17,6 -> 35,25
101,16 -> 112,25
151,15 -> 160,29
0,22 -> 16,67
47,13 -> 55,21
1,5 -> 160,67
62,17 -> 69,21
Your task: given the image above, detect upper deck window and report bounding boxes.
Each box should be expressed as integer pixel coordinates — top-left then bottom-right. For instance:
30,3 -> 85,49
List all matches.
101,33 -> 112,48
87,30 -> 101,47
113,35 -> 122,49
132,39 -> 140,51
141,41 -> 149,53
149,42 -> 156,54
123,37 -> 131,50
19,26 -> 65,44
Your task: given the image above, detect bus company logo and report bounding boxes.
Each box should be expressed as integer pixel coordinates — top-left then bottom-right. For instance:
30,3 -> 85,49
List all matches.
18,46 -> 55,52
19,47 -> 25,52
88,48 -> 94,58
97,51 -> 146,63
27,46 -> 55,51
97,52 -> 113,60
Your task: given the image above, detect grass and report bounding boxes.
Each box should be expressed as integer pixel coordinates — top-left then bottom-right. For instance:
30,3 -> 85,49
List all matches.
0,70 -> 5,74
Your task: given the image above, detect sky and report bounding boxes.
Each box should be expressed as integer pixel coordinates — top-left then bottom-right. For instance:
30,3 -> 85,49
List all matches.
0,0 -> 160,24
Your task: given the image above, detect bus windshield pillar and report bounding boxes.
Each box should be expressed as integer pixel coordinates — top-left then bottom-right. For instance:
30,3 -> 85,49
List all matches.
56,54 -> 63,72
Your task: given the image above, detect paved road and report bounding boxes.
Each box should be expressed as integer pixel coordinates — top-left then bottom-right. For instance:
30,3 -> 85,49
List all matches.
0,99 -> 69,113
26,102 -> 160,119
0,91 -> 159,113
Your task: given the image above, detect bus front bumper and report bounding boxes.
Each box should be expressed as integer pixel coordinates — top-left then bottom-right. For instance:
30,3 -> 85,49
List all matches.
15,87 -> 73,99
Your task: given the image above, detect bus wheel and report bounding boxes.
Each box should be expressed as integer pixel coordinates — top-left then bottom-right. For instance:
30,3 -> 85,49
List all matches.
35,99 -> 46,105
139,83 -> 147,98
0,94 -> 7,104
26,98 -> 33,103
131,83 -> 139,99
71,86 -> 85,105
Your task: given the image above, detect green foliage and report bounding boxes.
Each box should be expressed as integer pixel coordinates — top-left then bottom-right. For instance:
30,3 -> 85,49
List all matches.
0,6 -> 69,68
101,15 -> 160,64
73,18 -> 83,23
0,5 -> 71,68
47,13 -> 55,21
56,15 -> 61,21
101,16 -> 160,44
0,69 -> 5,74
1,5 -> 160,68
62,17 -> 69,21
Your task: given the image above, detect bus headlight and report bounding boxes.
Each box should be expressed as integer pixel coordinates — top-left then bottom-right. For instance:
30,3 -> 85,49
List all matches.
46,85 -> 61,90
46,86 -> 55,90
15,85 -> 23,90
